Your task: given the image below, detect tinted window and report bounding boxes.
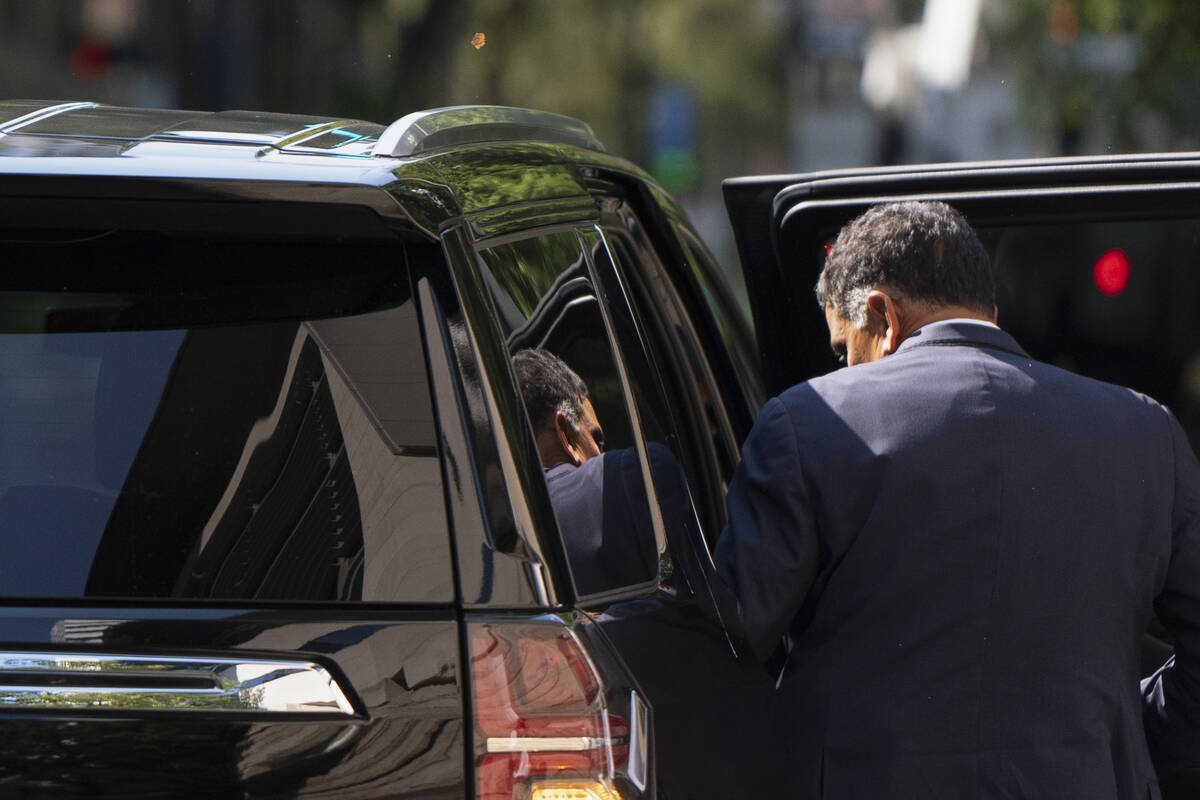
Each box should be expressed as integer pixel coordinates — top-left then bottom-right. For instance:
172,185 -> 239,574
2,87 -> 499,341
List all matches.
598,224 -> 739,545
983,218 -> 1200,445
477,230 -> 660,600
0,233 -> 452,602
674,224 -> 765,417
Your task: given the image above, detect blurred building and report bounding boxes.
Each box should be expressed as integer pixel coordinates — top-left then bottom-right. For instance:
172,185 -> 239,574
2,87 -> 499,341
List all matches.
788,0 -> 1036,170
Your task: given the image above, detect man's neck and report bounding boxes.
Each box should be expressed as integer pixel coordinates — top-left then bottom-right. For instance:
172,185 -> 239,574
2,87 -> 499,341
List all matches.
898,304 -> 996,344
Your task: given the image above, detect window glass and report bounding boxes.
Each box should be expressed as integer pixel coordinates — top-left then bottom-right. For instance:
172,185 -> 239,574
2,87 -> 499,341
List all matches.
674,224 -> 765,414
597,226 -> 737,546
981,218 -> 1199,445
477,231 -> 660,600
0,237 -> 451,602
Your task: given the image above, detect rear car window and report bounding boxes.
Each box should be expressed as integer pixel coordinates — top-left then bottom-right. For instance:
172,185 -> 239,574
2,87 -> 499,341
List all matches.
0,229 -> 452,602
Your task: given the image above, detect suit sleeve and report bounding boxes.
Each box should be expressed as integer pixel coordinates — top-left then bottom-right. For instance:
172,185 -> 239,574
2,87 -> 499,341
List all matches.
715,395 -> 821,662
1145,408 -> 1200,776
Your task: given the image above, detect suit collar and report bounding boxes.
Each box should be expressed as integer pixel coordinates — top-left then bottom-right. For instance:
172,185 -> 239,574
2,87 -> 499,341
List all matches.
894,320 -> 1030,359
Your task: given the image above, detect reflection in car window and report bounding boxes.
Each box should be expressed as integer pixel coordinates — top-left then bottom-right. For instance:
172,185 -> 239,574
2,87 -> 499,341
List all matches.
597,224 -> 739,545
674,224 -> 764,415
478,231 -> 662,600
0,289 -> 451,602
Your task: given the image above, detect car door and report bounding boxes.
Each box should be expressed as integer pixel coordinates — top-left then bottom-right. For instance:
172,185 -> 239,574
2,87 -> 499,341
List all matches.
725,154 -> 1200,399
0,200 -> 467,798
726,155 -> 1200,797
442,198 -> 803,798
586,199 -> 806,798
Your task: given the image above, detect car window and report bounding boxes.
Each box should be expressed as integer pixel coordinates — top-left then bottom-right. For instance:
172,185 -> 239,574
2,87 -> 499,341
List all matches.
476,229 -> 661,601
0,233 -> 452,602
673,223 -> 765,420
595,221 -> 739,546
983,218 -> 1200,445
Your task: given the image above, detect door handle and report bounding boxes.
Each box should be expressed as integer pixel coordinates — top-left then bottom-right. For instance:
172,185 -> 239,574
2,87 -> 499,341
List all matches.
0,651 -> 359,716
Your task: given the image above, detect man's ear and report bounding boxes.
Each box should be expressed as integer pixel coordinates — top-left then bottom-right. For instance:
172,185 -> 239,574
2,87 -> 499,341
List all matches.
555,410 -> 584,466
865,290 -> 904,356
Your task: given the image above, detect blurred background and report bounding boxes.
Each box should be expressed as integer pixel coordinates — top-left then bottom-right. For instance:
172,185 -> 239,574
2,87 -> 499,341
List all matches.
2,0 -> 1197,294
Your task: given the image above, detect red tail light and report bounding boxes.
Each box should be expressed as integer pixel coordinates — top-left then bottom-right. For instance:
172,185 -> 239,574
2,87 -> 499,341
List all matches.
469,618 -> 648,800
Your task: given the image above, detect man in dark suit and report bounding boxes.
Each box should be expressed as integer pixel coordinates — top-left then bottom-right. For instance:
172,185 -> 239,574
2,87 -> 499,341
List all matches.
511,347 -> 658,596
716,201 -> 1200,798
513,347 -> 808,795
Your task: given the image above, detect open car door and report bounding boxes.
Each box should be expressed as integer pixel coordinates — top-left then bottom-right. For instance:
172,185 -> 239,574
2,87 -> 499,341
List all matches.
725,153 -> 1200,797
726,153 -> 1200,401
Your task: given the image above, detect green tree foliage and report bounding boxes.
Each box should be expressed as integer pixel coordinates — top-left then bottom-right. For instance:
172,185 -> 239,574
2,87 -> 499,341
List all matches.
351,0 -> 785,191
997,0 -> 1200,151
0,0 -> 784,194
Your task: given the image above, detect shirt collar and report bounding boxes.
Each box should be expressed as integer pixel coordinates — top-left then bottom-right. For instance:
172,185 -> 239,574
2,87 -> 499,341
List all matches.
895,319 -> 1029,359
918,317 -> 1000,332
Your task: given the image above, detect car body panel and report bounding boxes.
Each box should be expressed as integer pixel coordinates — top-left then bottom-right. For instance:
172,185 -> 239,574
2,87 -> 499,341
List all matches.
0,608 -> 464,797
0,99 -> 780,798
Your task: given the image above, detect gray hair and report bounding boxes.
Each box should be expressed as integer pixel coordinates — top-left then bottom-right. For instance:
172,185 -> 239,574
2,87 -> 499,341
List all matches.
511,347 -> 589,437
816,201 -> 994,326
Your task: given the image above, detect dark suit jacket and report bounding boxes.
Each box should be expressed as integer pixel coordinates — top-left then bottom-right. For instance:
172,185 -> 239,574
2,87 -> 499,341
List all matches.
716,321 -> 1200,799
545,447 -> 660,596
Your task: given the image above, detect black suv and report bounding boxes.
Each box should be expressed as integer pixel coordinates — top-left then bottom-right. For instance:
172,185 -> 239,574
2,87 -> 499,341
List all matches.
7,100 -> 1198,799
0,101 -> 787,799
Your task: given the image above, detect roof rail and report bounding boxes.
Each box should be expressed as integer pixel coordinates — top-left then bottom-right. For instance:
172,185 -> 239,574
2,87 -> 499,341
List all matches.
0,101 -> 98,132
373,105 -> 605,158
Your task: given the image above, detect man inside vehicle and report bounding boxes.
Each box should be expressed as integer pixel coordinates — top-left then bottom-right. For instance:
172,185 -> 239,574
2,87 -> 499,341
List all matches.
511,347 -> 658,596
716,200 -> 1200,798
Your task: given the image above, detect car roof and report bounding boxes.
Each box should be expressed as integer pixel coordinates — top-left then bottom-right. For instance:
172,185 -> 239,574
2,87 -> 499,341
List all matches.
0,100 -> 398,182
0,100 -> 614,183
0,101 -> 646,240
1,100 -> 384,151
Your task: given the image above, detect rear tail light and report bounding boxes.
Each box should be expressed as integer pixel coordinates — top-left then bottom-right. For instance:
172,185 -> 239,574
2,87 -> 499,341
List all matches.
469,617 -> 649,800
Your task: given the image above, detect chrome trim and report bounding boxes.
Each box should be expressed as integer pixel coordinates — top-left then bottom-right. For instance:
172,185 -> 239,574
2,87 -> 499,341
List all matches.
374,105 -> 605,158
485,736 -> 605,753
627,690 -> 649,791
263,119 -> 359,152
0,101 -> 98,133
527,561 -> 552,607
0,652 -> 357,716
